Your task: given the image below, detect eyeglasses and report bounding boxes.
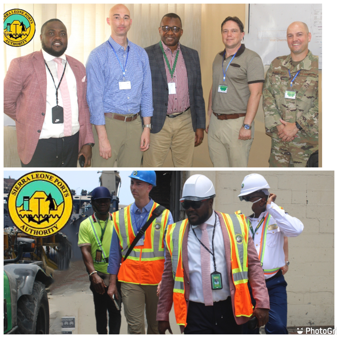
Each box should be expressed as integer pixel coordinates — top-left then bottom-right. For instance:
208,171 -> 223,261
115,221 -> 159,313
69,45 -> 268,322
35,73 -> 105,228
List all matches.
180,199 -> 206,210
161,25 -> 181,33
239,195 -> 261,203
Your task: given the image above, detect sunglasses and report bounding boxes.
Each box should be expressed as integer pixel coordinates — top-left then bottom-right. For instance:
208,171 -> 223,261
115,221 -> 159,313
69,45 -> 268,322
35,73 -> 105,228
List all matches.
180,199 -> 207,210
239,195 -> 262,203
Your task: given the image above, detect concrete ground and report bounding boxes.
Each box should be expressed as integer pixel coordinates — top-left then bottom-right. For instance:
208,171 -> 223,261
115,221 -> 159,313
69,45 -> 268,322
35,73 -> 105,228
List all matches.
48,260 -> 180,334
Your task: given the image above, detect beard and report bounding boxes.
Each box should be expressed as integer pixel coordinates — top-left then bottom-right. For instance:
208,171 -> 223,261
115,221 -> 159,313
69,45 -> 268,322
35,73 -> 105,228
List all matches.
42,41 -> 67,57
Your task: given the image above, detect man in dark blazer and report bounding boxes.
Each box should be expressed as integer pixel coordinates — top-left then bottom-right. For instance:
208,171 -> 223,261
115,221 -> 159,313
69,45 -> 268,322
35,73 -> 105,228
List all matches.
143,13 -> 205,167
4,19 -> 94,167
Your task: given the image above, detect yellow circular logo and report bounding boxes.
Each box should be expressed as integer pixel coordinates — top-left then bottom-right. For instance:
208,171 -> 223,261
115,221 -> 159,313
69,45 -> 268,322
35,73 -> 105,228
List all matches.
8,172 -> 73,237
4,8 -> 36,47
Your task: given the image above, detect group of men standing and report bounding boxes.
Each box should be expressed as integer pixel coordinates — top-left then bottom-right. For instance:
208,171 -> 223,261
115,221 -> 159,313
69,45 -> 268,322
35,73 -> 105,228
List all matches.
4,4 -> 319,167
78,171 -> 303,334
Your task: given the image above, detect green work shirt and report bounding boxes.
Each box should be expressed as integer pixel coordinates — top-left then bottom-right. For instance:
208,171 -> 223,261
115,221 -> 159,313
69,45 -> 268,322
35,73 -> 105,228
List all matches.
78,214 -> 113,274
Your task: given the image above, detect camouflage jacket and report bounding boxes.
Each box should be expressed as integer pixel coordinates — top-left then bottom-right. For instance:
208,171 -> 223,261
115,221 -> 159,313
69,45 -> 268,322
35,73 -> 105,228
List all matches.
263,51 -> 318,141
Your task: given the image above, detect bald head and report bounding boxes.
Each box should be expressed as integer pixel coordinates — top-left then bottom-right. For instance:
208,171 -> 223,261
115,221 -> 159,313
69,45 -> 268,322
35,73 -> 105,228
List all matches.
287,21 -> 309,34
107,4 -> 132,39
287,21 -> 311,60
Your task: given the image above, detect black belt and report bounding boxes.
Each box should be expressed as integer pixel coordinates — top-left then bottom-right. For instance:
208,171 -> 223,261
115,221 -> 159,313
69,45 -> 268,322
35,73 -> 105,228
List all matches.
166,107 -> 190,118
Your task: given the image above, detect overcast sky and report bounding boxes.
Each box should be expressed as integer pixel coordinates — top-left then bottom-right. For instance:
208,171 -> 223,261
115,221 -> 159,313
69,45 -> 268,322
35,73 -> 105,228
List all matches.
4,169 -> 134,206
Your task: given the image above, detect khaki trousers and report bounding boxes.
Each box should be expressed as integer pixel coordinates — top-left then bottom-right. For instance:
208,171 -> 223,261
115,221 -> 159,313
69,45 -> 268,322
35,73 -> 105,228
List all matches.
92,114 -> 143,167
208,114 -> 254,167
121,282 -> 159,334
143,109 -> 195,167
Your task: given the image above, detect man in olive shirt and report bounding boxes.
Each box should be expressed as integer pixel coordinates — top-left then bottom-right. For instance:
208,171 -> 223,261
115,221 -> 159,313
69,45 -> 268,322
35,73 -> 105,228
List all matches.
207,16 -> 264,167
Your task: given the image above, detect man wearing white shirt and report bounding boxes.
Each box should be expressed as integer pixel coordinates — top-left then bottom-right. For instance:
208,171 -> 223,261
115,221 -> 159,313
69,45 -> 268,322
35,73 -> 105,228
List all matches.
238,173 -> 304,334
157,174 -> 269,334
4,19 -> 94,167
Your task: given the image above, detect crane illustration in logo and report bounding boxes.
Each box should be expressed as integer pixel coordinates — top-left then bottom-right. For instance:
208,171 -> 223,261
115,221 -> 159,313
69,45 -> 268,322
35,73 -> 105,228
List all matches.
18,191 -> 64,225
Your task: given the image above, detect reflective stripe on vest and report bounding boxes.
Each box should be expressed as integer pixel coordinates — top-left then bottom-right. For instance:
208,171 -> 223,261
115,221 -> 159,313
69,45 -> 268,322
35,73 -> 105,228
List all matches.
167,213 -> 253,327
114,202 -> 169,285
246,214 -> 279,275
220,212 -> 253,318
166,219 -> 188,326
88,215 -> 110,263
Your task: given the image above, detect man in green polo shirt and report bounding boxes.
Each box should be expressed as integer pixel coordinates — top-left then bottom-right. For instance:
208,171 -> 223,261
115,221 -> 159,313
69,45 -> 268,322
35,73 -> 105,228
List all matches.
206,16 -> 264,167
78,186 -> 121,334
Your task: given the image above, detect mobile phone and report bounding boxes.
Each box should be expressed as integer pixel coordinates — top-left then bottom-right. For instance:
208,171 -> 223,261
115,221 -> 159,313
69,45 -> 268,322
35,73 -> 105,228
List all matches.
79,155 -> 85,167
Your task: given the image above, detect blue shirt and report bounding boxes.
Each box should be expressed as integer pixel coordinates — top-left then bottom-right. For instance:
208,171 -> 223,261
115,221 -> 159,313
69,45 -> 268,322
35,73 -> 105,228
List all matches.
86,36 -> 153,125
107,199 -> 174,275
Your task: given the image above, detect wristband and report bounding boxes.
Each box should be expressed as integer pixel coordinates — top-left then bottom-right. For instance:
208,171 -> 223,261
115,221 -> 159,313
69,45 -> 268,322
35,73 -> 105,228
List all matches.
89,270 -> 97,277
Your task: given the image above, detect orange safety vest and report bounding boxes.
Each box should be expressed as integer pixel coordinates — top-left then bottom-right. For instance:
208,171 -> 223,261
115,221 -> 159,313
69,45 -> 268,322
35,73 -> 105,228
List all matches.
113,202 -> 170,285
166,212 -> 253,327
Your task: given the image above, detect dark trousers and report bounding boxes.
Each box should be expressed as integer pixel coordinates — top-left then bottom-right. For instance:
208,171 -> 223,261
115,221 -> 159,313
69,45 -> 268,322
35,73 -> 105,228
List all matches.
184,299 -> 242,334
90,283 -> 121,334
243,272 -> 288,334
21,132 -> 79,167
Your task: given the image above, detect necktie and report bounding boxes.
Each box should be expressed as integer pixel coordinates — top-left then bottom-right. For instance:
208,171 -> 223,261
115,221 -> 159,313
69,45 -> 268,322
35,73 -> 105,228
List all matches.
54,58 -> 72,136
200,223 -> 213,306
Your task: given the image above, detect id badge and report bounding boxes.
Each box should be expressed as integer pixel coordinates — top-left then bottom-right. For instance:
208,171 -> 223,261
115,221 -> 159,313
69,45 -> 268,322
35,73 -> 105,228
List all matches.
52,105 -> 64,124
95,250 -> 102,263
218,85 -> 228,93
285,90 -> 296,99
119,81 -> 131,90
168,82 -> 176,95
211,271 -> 223,290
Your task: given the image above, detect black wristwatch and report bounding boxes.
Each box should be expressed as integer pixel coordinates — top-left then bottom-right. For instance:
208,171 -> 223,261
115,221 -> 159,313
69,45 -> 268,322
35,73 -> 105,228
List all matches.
295,122 -> 302,131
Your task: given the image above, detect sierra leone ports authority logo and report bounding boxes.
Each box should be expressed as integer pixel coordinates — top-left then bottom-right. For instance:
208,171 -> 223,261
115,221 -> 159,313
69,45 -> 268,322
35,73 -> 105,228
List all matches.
8,172 -> 73,237
4,8 -> 36,47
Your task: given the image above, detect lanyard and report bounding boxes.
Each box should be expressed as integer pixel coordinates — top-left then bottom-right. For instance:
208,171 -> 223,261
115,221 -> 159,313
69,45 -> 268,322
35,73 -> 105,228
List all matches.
108,40 -> 129,80
288,69 -> 301,88
44,60 -> 67,106
95,213 -> 109,243
247,216 -> 265,240
159,41 -> 180,80
192,216 -> 218,272
222,45 -> 241,82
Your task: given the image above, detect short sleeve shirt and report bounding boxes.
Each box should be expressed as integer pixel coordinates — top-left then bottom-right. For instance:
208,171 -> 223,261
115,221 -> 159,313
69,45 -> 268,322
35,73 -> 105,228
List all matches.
78,214 -> 114,274
212,44 -> 264,114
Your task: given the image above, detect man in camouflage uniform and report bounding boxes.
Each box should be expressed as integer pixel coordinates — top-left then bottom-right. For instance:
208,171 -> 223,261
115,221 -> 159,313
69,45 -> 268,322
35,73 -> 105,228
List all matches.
263,21 -> 318,167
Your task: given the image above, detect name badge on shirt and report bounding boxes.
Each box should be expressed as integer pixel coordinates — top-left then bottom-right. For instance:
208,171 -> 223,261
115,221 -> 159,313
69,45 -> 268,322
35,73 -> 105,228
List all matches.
119,81 -> 131,90
52,105 -> 64,124
218,85 -> 228,93
268,224 -> 278,231
211,271 -> 223,290
168,82 -> 176,95
285,90 -> 296,99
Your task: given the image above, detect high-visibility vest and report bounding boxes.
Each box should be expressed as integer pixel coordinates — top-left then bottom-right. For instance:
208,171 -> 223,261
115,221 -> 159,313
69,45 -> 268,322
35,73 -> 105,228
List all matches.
246,213 -> 280,276
113,202 -> 170,285
166,212 -> 253,327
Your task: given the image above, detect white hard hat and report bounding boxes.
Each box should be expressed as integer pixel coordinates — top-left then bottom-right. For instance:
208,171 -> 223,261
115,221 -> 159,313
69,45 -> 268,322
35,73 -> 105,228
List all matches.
238,173 -> 270,198
180,174 -> 216,201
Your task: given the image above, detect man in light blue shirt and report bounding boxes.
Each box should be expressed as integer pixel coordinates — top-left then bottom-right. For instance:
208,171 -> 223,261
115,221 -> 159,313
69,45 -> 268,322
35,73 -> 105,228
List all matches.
86,4 -> 153,167
107,171 -> 173,334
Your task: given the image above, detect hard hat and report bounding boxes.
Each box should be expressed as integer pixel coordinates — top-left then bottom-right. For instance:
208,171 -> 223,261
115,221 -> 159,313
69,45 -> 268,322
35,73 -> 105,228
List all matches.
129,170 -> 156,186
91,187 -> 111,201
180,174 -> 216,201
238,173 -> 270,199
